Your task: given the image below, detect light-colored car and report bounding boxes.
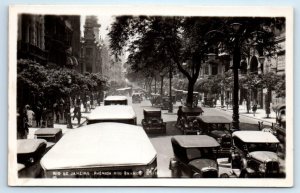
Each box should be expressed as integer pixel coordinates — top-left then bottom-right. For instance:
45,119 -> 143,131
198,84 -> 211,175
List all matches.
230,131 -> 284,178
104,95 -> 128,105
40,123 -> 158,178
86,105 -> 137,125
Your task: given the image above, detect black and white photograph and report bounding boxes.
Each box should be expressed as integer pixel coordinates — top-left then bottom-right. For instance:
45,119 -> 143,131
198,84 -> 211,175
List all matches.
8,5 -> 293,186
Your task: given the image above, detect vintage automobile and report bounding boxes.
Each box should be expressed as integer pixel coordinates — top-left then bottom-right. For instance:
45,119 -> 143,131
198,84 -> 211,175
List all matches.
181,116 -> 202,135
150,93 -> 161,107
272,104 -> 286,144
199,116 -> 232,157
181,91 -> 200,107
132,93 -> 142,103
86,105 -> 137,125
104,95 -> 128,105
161,96 -> 170,110
169,135 -> 220,178
177,106 -> 204,133
34,128 -> 62,143
41,123 -> 158,178
141,109 -> 166,134
17,139 -> 47,178
230,131 -> 284,178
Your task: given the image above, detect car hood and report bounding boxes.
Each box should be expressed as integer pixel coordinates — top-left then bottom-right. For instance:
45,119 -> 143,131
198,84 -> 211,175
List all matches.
249,151 -> 279,163
188,159 -> 217,171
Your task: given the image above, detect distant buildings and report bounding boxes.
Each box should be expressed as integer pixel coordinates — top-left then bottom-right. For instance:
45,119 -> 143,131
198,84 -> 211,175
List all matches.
80,16 -> 102,73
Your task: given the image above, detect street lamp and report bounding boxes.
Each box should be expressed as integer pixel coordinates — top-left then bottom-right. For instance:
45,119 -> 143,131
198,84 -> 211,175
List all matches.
230,22 -> 242,132
169,66 -> 173,113
66,75 -> 73,129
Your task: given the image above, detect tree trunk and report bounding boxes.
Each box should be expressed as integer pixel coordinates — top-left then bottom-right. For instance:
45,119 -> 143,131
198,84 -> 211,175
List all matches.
161,76 -> 164,96
186,79 -> 196,107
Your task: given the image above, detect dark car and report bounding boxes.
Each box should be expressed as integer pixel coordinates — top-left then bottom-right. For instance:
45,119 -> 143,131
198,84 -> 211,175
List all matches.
17,139 -> 47,178
230,131 -> 284,178
181,116 -> 202,135
199,116 -> 232,157
132,93 -> 142,103
169,135 -> 220,178
161,97 -> 170,110
177,106 -> 204,132
142,109 -> 166,134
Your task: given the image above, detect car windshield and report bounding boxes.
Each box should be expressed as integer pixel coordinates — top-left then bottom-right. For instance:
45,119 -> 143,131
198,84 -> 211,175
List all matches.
247,143 -> 278,152
186,147 -> 216,161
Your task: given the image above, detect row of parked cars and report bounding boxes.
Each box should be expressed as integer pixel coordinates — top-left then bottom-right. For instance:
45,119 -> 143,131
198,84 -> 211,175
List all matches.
17,96 -> 285,179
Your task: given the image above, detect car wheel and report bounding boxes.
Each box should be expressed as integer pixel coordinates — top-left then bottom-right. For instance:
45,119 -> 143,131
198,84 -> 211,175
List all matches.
220,173 -> 230,178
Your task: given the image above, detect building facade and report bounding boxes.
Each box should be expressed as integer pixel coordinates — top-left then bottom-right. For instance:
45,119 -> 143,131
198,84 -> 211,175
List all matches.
80,16 -> 102,73
17,14 -> 81,69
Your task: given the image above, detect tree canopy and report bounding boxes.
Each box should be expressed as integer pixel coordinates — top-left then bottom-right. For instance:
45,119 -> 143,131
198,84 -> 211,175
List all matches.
109,16 -> 284,107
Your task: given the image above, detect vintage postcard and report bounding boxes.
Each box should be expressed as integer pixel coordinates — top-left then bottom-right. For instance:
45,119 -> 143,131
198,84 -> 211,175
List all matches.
8,5 -> 293,186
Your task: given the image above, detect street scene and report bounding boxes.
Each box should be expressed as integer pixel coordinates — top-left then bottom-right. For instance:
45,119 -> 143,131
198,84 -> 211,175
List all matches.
14,13 -> 287,180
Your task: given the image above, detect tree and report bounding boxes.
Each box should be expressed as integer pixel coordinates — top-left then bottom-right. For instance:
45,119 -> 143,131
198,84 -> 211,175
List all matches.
109,16 -> 226,107
261,71 -> 282,117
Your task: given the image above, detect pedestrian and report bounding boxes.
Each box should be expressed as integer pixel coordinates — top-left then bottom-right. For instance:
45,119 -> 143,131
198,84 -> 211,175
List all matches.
53,102 -> 60,123
176,106 -> 183,127
73,104 -> 81,125
35,104 -> 42,127
252,102 -> 257,117
65,102 -> 73,129
26,106 -> 35,127
41,107 -> 47,128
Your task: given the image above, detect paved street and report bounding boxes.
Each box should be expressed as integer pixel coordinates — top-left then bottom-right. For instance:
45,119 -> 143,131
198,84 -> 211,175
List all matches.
130,98 -> 273,177
26,97 -> 283,178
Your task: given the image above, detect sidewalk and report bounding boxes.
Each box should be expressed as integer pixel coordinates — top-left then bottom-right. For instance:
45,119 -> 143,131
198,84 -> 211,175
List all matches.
216,104 -> 276,125
27,104 -> 100,139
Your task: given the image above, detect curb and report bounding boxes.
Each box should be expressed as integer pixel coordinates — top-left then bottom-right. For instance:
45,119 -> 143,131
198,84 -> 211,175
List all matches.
216,107 -> 275,125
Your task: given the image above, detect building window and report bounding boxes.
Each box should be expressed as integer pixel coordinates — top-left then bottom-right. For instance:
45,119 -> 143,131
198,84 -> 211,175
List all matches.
211,64 -> 218,75
86,48 -> 93,57
204,66 -> 209,75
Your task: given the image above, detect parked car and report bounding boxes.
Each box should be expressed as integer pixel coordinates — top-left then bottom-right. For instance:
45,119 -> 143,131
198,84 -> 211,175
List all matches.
230,131 -> 284,178
34,128 -> 62,143
181,91 -> 199,107
41,123 -> 158,178
104,96 -> 128,105
161,97 -> 170,110
181,116 -> 202,135
132,93 -> 142,103
141,109 -> 166,134
177,106 -> 204,132
199,116 -> 232,157
86,105 -> 137,125
17,139 -> 47,178
169,135 -> 220,178
150,93 -> 161,106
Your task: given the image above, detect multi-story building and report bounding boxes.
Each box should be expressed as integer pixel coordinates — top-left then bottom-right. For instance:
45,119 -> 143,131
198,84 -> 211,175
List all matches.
17,14 -> 81,69
80,16 -> 102,73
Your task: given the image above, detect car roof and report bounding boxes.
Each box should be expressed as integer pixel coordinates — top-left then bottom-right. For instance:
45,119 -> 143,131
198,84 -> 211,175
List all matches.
17,139 -> 47,154
143,108 -> 161,113
200,116 -> 231,124
232,131 -> 280,143
35,128 -> 62,135
87,106 -> 136,120
40,123 -> 157,170
172,135 -> 220,148
104,95 -> 127,101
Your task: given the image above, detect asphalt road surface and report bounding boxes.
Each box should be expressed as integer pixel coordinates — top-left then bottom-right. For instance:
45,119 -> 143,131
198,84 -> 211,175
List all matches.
130,98 -> 267,178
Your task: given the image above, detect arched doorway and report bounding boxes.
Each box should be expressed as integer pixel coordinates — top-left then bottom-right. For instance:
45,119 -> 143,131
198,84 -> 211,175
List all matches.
249,56 -> 258,74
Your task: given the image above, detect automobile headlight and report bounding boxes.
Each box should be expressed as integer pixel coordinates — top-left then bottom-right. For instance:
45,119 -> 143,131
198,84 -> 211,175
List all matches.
158,119 -> 163,124
259,163 -> 266,173
217,138 -> 222,144
148,120 -> 152,124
